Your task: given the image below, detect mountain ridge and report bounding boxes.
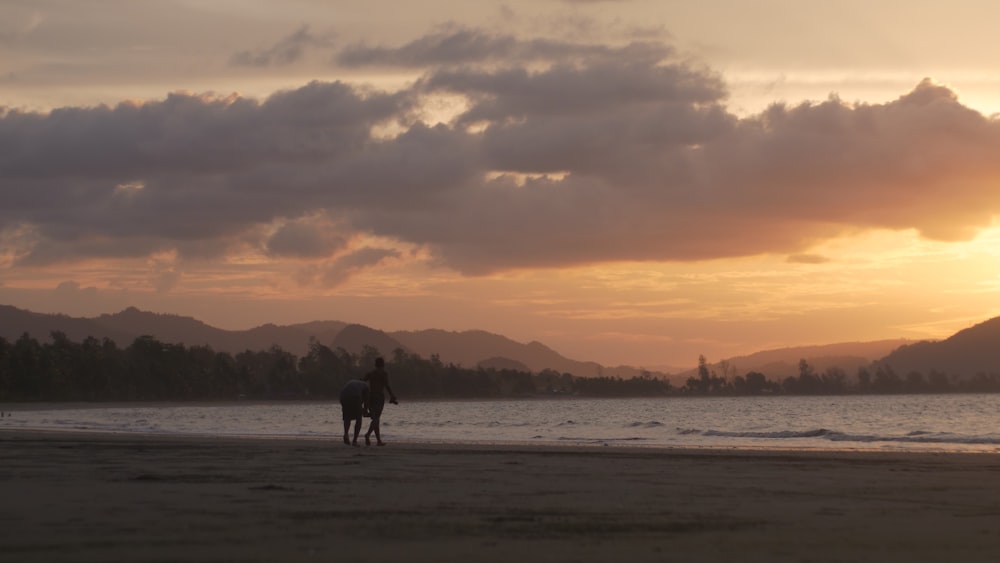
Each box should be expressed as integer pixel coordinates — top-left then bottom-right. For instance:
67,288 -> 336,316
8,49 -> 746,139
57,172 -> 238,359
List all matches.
0,305 -> 631,377
674,339 -> 917,382
10,304 -> 994,380
875,317 -> 1000,378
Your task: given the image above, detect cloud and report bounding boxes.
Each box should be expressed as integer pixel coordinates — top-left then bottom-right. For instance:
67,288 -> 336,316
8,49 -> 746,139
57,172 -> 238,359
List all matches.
787,254 -> 831,264
54,280 -> 90,296
301,247 -> 402,287
1,80 -> 414,266
337,26 -> 671,68
151,267 -> 180,293
4,29 -> 1000,281
230,25 -> 336,67
0,8 -> 44,43
265,217 -> 348,258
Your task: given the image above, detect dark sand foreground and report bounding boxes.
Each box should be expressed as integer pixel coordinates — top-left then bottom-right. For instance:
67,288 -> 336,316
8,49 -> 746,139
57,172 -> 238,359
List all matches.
3,431 -> 1000,562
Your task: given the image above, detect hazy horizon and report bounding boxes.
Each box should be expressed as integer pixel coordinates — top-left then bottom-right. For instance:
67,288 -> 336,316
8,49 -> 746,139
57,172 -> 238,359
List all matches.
3,1 -> 1000,368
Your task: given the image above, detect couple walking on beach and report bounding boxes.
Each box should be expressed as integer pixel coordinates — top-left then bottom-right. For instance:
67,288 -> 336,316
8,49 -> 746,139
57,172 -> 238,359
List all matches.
340,357 -> 398,447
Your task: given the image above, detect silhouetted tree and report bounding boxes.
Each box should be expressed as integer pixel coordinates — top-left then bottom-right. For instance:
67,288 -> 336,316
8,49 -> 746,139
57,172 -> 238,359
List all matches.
856,366 -> 872,391
820,366 -> 848,394
872,364 -> 902,393
927,370 -> 951,393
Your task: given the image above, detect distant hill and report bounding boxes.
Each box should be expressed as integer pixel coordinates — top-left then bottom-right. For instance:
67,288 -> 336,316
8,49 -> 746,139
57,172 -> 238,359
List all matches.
876,317 -> 1000,378
391,329 -> 606,377
87,307 -> 348,356
0,305 -> 347,357
0,305 -> 135,346
0,305 -> 628,378
332,324 -> 411,358
22,304 -> 994,381
674,339 -> 915,382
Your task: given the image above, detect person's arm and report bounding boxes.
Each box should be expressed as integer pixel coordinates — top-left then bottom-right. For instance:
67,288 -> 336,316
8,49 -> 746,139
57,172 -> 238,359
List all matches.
386,375 -> 398,404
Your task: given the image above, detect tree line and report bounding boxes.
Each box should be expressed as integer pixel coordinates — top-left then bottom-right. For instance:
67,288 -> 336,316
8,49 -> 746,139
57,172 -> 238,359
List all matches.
0,331 -> 654,401
1,333 -> 998,402
683,355 -> 1000,395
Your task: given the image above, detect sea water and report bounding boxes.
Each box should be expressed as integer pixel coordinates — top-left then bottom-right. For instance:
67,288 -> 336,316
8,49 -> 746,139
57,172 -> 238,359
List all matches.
3,394 -> 1000,453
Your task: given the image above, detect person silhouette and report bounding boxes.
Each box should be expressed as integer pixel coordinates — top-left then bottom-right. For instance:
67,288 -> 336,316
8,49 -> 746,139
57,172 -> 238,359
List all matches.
363,357 -> 398,446
339,379 -> 370,447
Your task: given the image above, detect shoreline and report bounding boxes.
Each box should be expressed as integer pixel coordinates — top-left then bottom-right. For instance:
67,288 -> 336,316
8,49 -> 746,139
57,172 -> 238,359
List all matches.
3,425 -> 999,456
4,395 -> 1000,456
0,426 -> 963,452
4,430 -> 1000,562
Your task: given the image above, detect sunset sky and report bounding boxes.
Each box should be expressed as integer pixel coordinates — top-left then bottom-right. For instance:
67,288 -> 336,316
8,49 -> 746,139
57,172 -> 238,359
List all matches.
3,1 -> 1000,370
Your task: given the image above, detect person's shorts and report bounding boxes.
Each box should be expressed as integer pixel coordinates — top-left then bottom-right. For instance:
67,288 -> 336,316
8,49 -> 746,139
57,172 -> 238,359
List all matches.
341,397 -> 363,421
368,394 -> 386,420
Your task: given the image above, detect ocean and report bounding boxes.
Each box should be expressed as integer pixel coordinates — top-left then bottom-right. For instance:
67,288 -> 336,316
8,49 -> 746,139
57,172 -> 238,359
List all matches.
3,394 -> 1000,453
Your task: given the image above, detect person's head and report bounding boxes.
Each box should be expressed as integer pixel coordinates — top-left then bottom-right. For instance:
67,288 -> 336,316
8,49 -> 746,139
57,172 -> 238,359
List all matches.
375,357 -> 385,368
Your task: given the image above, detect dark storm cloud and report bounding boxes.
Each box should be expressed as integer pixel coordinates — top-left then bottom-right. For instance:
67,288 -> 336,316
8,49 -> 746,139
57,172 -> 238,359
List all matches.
4,28 -> 1000,277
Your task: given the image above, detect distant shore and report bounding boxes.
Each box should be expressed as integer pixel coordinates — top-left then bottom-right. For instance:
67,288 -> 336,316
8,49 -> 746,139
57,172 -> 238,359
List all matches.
3,429 -> 1000,562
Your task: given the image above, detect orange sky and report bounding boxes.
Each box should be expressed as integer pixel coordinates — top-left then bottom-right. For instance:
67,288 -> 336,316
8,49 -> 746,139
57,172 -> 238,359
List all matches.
3,1 -> 1000,370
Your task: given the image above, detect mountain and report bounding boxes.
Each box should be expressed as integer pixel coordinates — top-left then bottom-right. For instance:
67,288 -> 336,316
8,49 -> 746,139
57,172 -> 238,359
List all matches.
333,324 -> 410,358
674,339 -> 915,382
390,329 -> 606,376
21,303 -> 993,381
0,304 -> 135,345
876,317 -> 1000,378
89,307 -> 349,356
0,305 -> 345,357
0,305 -> 615,377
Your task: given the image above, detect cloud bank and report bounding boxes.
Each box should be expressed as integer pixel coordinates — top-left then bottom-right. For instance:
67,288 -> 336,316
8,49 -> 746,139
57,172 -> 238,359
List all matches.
3,28 -> 1000,282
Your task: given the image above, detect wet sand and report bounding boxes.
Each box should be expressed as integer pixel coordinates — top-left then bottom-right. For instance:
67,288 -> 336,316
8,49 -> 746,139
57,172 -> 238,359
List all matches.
3,430 -> 1000,562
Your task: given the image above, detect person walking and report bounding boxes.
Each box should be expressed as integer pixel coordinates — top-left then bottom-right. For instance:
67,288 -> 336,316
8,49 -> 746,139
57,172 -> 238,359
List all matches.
339,379 -> 370,447
363,357 -> 398,446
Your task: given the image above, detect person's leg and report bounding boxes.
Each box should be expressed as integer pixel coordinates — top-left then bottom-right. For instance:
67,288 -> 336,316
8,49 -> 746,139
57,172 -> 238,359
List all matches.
364,416 -> 376,445
342,399 -> 359,445
365,395 -> 385,445
352,415 -> 363,446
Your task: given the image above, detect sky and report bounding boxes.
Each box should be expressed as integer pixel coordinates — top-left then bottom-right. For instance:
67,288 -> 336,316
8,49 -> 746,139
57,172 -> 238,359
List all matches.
3,0 -> 1000,371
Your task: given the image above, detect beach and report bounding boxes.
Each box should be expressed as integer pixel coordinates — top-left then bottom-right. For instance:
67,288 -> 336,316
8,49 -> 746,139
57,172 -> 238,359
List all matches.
3,431 -> 1000,562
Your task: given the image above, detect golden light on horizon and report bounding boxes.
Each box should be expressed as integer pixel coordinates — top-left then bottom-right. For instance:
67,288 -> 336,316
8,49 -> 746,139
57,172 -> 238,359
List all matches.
6,1 -> 1000,369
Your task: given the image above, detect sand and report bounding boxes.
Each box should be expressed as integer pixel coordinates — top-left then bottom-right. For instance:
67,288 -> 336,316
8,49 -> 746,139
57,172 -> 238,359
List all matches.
2,430 -> 1000,562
